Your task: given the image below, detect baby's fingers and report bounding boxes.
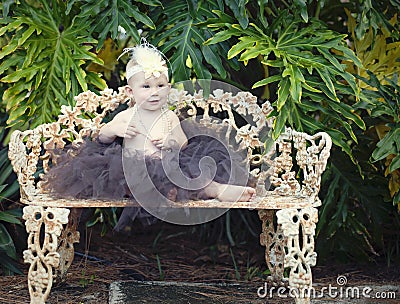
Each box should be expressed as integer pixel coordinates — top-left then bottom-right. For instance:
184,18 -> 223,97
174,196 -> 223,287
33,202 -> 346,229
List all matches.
151,138 -> 164,149
151,138 -> 163,144
124,132 -> 136,139
124,129 -> 137,138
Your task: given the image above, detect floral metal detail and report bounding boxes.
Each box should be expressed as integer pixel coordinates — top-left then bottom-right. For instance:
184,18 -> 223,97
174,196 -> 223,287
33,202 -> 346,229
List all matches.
276,207 -> 318,303
22,206 -> 70,304
258,210 -> 288,286
271,128 -> 332,206
55,209 -> 81,282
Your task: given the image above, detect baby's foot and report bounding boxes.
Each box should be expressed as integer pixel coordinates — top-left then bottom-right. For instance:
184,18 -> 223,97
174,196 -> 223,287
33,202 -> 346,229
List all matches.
166,187 -> 178,202
217,184 -> 256,202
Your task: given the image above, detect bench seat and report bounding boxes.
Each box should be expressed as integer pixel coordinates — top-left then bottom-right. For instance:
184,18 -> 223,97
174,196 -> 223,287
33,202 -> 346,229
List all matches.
22,193 -> 314,209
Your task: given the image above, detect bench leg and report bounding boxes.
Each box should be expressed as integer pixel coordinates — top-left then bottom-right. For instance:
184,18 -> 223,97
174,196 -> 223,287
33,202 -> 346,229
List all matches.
55,208 -> 81,283
276,207 -> 318,304
22,206 -> 71,304
258,210 -> 287,286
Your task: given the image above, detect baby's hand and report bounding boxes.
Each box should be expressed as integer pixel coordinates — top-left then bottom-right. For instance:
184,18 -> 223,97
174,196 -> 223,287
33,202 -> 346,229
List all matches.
99,120 -> 139,143
121,124 -> 139,139
151,137 -> 179,150
151,137 -> 165,150
109,120 -> 139,139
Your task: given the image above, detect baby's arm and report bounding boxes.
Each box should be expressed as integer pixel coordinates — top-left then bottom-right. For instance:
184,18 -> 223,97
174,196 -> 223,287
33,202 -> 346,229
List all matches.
169,112 -> 188,148
98,109 -> 138,144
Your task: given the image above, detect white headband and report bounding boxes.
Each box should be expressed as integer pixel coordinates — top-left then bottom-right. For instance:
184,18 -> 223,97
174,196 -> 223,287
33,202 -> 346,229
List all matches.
118,39 -> 169,81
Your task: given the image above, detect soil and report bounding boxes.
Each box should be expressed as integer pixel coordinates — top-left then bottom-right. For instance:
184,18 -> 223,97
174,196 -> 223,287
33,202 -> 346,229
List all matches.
0,220 -> 399,304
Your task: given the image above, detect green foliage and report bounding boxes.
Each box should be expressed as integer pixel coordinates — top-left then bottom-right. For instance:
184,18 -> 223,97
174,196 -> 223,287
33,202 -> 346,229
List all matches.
343,7 -> 400,212
151,0 -> 240,82
316,4 -> 400,261
79,270 -> 95,288
0,148 -> 19,204
0,107 -> 22,275
0,0 -> 16,20
361,73 -> 400,206
206,4 -> 363,160
352,0 -> 400,39
0,173 -> 22,275
0,0 -> 107,132
0,208 -> 23,275
86,207 -> 119,236
317,149 -> 393,261
318,0 -> 400,38
345,10 -> 400,87
67,0 -> 161,48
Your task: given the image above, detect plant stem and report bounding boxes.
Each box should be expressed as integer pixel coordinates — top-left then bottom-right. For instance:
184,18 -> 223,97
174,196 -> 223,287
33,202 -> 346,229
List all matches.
225,211 -> 235,246
156,254 -> 164,280
281,0 -> 290,9
230,248 -> 241,280
315,0 -> 321,19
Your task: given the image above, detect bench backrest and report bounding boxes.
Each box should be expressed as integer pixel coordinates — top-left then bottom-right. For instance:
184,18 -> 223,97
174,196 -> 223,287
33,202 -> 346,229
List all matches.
8,86 -> 331,205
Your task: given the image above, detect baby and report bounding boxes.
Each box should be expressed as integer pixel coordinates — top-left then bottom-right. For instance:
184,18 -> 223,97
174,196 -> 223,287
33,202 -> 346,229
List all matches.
98,43 -> 256,203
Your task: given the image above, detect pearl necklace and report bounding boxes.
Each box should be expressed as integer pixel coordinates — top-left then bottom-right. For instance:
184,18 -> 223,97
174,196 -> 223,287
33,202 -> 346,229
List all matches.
133,104 -> 172,138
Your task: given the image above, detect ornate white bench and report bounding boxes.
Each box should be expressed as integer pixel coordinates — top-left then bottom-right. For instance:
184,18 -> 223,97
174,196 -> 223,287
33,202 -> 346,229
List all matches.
8,86 -> 331,304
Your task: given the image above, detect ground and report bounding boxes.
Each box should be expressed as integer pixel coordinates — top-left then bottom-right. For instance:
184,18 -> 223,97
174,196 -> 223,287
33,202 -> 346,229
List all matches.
0,220 -> 399,304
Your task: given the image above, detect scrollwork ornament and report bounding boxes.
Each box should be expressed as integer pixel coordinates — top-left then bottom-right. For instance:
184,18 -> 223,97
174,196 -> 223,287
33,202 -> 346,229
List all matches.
23,206 -> 44,233
22,206 -> 70,303
276,207 -> 318,296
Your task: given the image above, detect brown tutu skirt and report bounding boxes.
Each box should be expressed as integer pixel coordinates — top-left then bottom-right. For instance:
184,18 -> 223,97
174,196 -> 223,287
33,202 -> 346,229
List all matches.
42,120 -> 253,228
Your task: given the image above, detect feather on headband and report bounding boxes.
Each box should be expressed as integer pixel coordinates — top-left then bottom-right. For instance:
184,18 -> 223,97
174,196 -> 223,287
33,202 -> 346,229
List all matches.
118,39 -> 169,81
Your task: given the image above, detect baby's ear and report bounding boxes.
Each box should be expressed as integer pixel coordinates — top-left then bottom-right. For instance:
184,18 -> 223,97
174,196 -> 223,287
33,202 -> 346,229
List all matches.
125,85 -> 133,96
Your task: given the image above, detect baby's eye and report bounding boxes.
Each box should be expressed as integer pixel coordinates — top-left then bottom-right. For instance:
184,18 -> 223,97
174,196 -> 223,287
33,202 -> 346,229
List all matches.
143,85 -> 150,88
158,84 -> 165,88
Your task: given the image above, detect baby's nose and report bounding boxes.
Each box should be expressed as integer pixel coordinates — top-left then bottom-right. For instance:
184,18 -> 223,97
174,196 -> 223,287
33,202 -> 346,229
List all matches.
150,87 -> 160,95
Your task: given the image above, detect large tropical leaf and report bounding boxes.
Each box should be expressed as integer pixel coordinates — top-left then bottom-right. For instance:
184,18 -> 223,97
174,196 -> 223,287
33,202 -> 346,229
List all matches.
206,7 -> 364,160
317,148 -> 394,261
345,10 -> 400,88
0,105 -> 19,201
0,223 -> 21,275
0,142 -> 22,276
151,0 -> 239,82
0,148 -> 19,200
69,0 -> 162,48
317,0 -> 399,40
360,73 -> 400,206
352,0 -> 400,39
0,0 -> 106,132
0,208 -> 23,275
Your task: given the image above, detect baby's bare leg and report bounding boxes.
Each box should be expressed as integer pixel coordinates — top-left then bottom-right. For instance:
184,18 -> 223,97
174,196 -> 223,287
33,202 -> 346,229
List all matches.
203,181 -> 256,202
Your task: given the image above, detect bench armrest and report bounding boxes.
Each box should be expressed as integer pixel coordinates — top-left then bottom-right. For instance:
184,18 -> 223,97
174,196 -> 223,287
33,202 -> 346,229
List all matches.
269,127 -> 332,206
8,88 -> 130,203
8,129 -> 39,201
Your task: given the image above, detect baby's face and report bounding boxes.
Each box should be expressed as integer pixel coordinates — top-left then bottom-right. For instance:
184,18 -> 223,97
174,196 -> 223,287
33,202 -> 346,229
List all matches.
127,71 -> 170,111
